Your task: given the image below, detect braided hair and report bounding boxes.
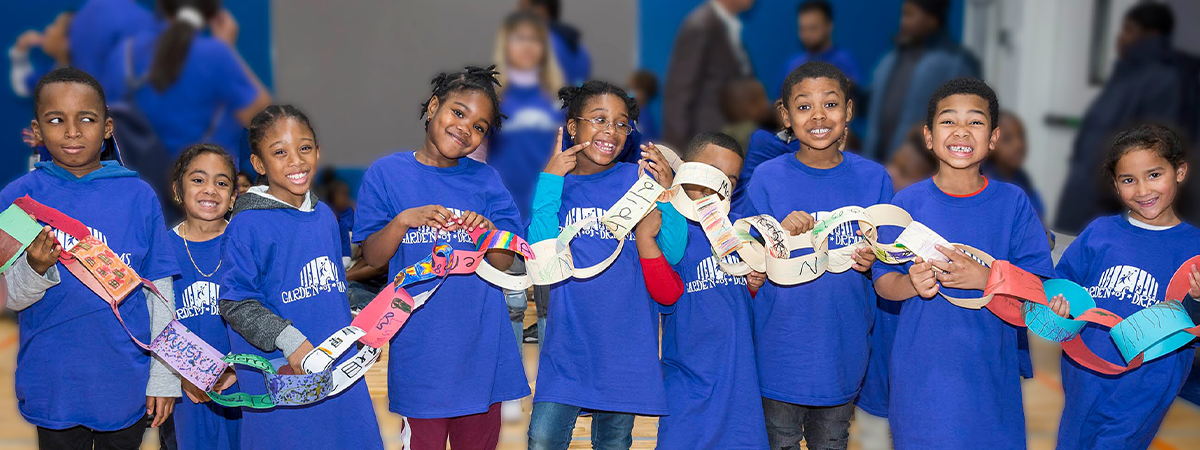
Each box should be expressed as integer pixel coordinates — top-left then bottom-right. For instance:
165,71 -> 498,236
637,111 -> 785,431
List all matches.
247,105 -> 317,157
558,80 -> 640,122
421,65 -> 504,135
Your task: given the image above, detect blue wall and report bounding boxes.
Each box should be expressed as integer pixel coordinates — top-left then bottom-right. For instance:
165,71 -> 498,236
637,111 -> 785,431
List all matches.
0,0 -> 271,187
638,0 -> 963,126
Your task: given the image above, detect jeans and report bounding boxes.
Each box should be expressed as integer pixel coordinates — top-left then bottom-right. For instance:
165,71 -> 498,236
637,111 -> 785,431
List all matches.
527,402 -> 635,450
348,277 -> 386,310
762,397 -> 855,450
503,259 -> 529,356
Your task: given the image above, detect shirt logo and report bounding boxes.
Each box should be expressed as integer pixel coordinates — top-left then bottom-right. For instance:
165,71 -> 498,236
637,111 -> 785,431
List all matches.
1089,265 -> 1160,308
177,281 -> 220,319
282,256 -> 347,303
814,211 -> 862,249
53,227 -> 132,265
503,109 -> 558,132
685,254 -> 746,293
402,207 -> 473,245
564,207 -> 636,241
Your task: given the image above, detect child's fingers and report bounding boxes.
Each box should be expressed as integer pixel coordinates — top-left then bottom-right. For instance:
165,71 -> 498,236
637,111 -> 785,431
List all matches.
564,141 -> 591,155
928,259 -> 952,273
934,244 -> 957,261
552,127 -> 563,155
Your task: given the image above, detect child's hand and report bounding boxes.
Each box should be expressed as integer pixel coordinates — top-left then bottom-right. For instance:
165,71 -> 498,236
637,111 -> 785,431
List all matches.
213,367 -> 237,394
397,205 -> 456,231
1188,264 -> 1199,300
182,380 -> 210,404
851,245 -> 876,273
25,226 -> 61,276
146,396 -> 174,428
458,210 -> 494,232
544,127 -> 589,176
1048,294 -> 1071,319
747,271 -> 767,292
286,340 -> 315,376
909,257 -> 939,298
636,209 -> 663,239
781,211 -> 816,236
639,142 -> 674,189
210,9 -> 240,47
929,245 -> 990,291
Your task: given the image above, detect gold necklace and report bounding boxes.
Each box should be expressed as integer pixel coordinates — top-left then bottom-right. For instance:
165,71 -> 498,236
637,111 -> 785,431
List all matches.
180,222 -> 222,278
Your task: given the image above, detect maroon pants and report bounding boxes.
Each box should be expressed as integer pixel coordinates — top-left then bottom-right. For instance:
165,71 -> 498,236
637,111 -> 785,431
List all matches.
406,402 -> 501,450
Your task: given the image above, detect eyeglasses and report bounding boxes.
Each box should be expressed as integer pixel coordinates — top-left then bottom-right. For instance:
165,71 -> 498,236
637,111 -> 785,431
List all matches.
574,116 -> 635,136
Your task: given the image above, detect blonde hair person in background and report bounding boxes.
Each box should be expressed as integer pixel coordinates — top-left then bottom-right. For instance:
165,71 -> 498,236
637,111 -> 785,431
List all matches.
485,10 -> 568,422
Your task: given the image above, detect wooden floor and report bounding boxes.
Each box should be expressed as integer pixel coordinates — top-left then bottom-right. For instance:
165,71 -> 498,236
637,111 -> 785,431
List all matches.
0,310 -> 1197,449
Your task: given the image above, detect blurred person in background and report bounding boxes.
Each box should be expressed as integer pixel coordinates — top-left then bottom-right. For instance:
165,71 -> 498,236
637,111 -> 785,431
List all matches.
862,0 -> 980,162
521,0 -> 590,86
100,0 -> 271,159
628,69 -> 661,143
1054,2 -> 1200,234
9,11 -> 73,98
884,123 -> 936,192
720,76 -> 776,152
730,98 -> 799,213
663,0 -> 756,149
781,1 -> 861,90
69,0 -> 156,78
487,12 -> 566,409
984,111 -> 1045,219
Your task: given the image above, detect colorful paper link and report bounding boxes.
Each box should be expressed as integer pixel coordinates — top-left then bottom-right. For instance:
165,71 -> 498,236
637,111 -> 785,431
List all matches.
985,257 -> 1199,375
0,204 -> 42,273
214,227 -> 532,409
11,196 -> 228,390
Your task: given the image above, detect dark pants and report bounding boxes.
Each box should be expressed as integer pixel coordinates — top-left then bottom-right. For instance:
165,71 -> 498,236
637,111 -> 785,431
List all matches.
37,416 -> 148,450
762,397 -> 855,450
406,402 -> 502,450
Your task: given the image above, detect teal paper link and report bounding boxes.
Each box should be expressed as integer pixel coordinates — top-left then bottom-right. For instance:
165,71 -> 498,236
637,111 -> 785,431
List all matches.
208,391 -> 275,409
1022,279 -> 1094,343
1109,300 -> 1197,363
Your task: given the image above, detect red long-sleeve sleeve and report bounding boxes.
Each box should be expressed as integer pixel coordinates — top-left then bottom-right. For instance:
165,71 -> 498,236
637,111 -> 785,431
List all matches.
641,255 -> 684,306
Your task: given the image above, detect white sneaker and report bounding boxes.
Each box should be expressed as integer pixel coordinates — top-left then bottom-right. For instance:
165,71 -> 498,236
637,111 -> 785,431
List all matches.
501,399 -> 523,422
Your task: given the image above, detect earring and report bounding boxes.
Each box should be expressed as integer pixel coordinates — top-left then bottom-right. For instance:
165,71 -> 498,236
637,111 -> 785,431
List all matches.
174,195 -> 181,204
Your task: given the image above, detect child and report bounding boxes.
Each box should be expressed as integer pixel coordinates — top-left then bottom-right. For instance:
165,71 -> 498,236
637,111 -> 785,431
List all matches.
354,67 -> 529,449
873,77 -> 1053,450
487,10 -> 567,367
737,61 -> 887,450
235,171 -> 253,196
1,67 -> 181,448
720,77 -> 776,153
885,124 -> 937,192
730,108 -> 801,213
983,111 -> 1046,218
167,143 -> 240,450
1053,124 -> 1200,450
218,105 -> 383,450
640,132 -> 770,449
525,80 -> 683,449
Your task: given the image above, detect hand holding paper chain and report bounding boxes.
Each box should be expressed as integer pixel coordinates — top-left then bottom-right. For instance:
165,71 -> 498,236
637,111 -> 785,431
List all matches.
212,226 -> 535,409
9,196 -> 230,392
985,257 -> 1200,375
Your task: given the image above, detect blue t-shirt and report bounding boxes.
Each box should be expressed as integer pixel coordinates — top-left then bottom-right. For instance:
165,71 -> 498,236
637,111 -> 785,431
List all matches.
872,178 -> 1053,450
68,0 -> 157,77
221,203 -> 383,450
169,230 -> 240,450
533,162 -> 669,414
856,297 -> 902,417
657,221 -> 768,449
352,152 -> 529,418
488,84 -> 565,227
982,165 -> 1046,219
0,168 -> 178,431
737,151 -> 894,406
731,130 -> 800,213
336,208 -> 354,258
1054,215 -> 1200,450
781,46 -> 862,90
99,26 -> 259,156
550,29 -> 591,86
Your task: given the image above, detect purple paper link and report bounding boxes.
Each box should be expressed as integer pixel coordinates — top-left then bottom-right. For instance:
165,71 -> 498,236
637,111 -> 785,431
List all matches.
150,321 -> 228,391
264,368 -> 334,406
